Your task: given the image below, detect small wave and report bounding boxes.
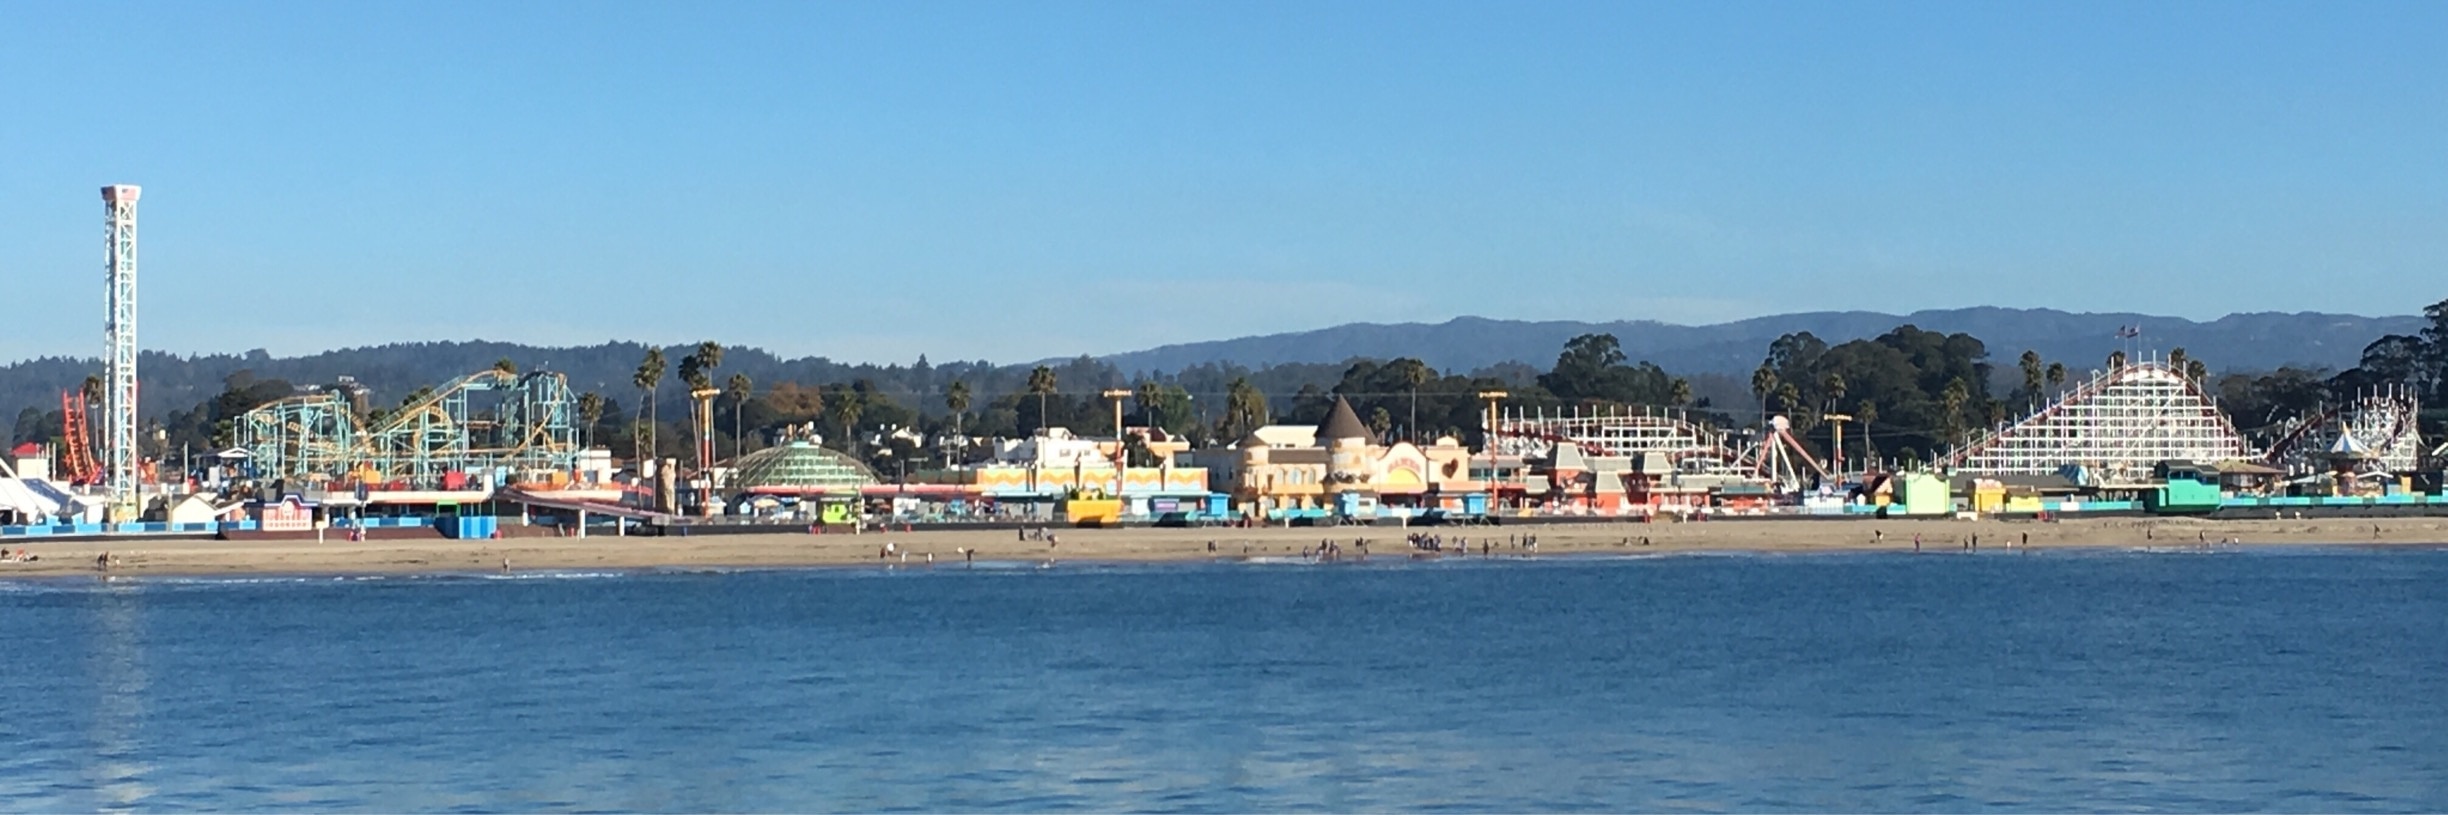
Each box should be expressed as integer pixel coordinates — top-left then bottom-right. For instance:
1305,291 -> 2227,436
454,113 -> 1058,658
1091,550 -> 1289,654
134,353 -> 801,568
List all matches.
477,570 -> 629,581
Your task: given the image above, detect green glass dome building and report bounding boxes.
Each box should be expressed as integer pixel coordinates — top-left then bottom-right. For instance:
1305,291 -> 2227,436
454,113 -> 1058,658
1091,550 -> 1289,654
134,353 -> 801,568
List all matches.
729,441 -> 880,493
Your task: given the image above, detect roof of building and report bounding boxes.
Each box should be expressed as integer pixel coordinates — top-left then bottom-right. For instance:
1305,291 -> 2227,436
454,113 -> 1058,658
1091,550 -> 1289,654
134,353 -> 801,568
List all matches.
1240,425 -> 1318,449
2210,458 -> 2286,476
1318,396 -> 1370,441
2330,433 -> 2373,458
729,441 -> 879,492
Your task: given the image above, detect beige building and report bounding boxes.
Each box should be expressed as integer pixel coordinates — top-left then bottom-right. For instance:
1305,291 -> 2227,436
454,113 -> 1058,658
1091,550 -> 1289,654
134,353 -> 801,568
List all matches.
1206,396 -> 1482,517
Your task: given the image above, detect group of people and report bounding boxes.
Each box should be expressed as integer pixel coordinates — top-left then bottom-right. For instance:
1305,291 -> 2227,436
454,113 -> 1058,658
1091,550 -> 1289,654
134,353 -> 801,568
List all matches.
1016,527 -> 1061,547
1302,538 -> 1367,562
1404,532 -> 1543,556
0,548 -> 38,563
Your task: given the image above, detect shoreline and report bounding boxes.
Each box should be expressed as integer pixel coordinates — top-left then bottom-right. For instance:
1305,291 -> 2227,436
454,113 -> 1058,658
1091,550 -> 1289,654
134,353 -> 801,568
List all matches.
4,516 -> 2447,580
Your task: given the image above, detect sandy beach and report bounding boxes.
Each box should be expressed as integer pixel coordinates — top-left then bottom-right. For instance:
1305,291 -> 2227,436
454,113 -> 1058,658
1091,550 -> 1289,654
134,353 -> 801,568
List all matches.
1,515 -> 2443,578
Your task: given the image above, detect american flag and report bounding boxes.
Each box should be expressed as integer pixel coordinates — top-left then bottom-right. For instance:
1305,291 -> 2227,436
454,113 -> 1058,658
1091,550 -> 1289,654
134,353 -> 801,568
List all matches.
2115,325 -> 2141,339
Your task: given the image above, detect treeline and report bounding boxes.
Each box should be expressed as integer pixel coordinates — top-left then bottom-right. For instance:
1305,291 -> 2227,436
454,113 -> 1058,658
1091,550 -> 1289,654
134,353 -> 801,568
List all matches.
14,298 -> 2448,476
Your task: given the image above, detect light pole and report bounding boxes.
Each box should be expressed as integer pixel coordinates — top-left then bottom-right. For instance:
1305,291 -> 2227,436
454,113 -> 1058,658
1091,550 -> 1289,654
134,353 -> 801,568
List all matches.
1477,390 -> 1507,510
1102,388 -> 1131,497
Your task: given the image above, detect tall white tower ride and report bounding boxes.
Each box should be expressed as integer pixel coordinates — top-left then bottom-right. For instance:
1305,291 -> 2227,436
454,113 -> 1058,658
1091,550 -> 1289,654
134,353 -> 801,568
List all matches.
102,184 -> 140,520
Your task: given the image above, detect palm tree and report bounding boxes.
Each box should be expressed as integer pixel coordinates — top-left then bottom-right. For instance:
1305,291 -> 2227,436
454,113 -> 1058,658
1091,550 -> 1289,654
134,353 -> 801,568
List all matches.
1821,372 -> 1848,415
2108,350 -> 2128,370
2019,350 -> 2044,401
1221,377 -> 1268,440
1134,380 -> 1162,429
1026,366 -> 1057,434
677,342 -> 723,469
1940,377 -> 1971,447
2046,362 -> 2068,392
945,379 -> 972,436
2168,346 -> 2188,373
492,357 -> 517,376
724,373 -> 752,460
577,391 -> 606,448
827,392 -> 863,454
633,348 -> 666,459
2185,359 -> 2208,384
1854,400 -> 1880,464
1751,363 -> 1779,420
1391,358 -> 1432,442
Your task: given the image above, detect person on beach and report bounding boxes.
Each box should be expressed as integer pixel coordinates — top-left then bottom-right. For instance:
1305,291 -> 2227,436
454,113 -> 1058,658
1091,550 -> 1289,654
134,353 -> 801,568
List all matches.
1874,530 -> 1883,544
96,552 -> 110,572
1913,533 -> 1921,552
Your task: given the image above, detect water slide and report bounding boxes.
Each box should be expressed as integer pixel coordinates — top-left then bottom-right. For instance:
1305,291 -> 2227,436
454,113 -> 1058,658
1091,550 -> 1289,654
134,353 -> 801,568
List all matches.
0,478 -> 87,524
498,487 -> 667,521
23,479 -> 88,517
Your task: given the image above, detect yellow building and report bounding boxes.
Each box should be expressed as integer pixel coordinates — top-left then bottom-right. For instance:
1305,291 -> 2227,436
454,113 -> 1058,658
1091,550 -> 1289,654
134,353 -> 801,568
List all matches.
1216,396 -> 1481,518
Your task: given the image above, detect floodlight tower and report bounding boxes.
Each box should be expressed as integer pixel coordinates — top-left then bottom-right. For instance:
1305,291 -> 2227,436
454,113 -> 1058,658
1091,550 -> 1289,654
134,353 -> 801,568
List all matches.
102,184 -> 140,520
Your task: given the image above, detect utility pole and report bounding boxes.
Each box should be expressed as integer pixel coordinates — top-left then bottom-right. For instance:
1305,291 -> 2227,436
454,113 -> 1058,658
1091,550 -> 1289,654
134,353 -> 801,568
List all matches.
1824,413 -> 1854,477
1102,388 -> 1131,497
1477,390 -> 1507,509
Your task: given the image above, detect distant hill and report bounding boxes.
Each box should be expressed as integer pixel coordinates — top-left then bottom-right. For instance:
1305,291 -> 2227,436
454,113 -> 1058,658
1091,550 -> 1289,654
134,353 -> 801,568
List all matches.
0,308 -> 2418,432
1097,308 -> 2420,377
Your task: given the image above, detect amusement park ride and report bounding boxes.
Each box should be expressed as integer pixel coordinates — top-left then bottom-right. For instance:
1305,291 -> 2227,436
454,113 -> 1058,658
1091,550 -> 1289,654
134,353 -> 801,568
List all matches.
234,368 -> 582,487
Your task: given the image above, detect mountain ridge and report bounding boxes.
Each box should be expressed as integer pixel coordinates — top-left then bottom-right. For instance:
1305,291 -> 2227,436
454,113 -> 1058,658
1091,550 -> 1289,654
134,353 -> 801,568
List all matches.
1094,307 -> 2416,376
0,307 -> 2417,429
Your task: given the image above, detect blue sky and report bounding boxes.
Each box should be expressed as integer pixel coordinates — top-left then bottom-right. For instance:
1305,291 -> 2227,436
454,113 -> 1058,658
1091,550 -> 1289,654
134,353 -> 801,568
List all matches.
2,0 -> 2442,365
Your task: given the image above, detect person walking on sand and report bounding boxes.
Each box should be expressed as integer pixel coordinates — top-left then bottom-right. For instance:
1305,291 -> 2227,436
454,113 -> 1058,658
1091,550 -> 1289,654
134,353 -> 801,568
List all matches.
1913,533 -> 1921,552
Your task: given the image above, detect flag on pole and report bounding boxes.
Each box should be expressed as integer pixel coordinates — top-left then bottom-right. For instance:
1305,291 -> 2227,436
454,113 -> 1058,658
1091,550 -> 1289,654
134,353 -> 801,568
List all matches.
2115,325 -> 2141,339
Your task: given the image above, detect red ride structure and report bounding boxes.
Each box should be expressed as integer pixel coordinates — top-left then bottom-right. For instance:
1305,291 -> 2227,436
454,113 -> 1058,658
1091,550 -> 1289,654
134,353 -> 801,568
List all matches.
59,390 -> 100,484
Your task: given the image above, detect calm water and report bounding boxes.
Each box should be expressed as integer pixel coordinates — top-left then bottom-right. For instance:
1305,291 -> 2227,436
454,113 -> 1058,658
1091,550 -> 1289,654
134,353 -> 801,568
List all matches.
6,547 -> 2447,812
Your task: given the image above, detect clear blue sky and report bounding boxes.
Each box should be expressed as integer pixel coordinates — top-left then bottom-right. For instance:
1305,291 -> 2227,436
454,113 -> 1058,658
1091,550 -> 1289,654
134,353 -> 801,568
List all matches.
3,0 -> 2442,365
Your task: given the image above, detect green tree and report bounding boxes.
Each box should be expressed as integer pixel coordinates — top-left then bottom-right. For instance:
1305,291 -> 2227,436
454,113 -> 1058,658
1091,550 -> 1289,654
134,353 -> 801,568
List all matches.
1219,377 -> 1268,440
2108,350 -> 2128,370
2018,350 -> 2043,401
1668,377 -> 1692,408
492,357 -> 517,375
2046,361 -> 2068,392
827,389 -> 864,453
577,391 -> 606,448
1853,400 -> 1880,464
2167,347 -> 2188,374
1134,380 -> 1163,428
1940,377 -> 1971,448
1026,366 -> 1057,434
724,373 -> 752,460
1751,363 -> 1779,417
1539,333 -> 1626,402
945,379 -> 972,436
1388,357 -> 1432,442
633,348 -> 665,460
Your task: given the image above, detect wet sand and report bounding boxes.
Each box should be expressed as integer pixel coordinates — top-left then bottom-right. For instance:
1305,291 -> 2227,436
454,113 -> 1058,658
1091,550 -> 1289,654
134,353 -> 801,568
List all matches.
3,515 -> 2444,579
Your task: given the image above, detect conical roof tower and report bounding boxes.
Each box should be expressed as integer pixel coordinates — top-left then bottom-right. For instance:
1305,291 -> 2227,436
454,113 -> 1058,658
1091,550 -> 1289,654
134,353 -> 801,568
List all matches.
1318,395 -> 1370,441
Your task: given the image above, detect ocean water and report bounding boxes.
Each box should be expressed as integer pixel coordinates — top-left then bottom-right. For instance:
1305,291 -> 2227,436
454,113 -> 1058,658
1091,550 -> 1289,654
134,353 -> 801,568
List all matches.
5,547 -> 2447,812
